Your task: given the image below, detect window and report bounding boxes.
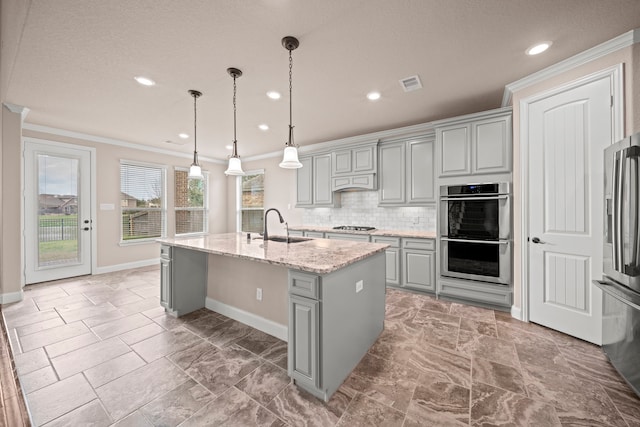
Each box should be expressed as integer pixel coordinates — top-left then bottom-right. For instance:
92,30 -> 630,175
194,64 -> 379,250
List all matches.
120,161 -> 166,242
175,169 -> 208,235
237,171 -> 264,233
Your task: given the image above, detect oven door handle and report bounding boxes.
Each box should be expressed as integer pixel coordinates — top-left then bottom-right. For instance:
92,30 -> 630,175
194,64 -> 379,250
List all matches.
440,237 -> 510,245
440,195 -> 509,201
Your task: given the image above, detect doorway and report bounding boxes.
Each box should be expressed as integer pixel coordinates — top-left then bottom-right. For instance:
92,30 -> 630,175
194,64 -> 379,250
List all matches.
521,65 -> 623,345
24,140 -> 94,284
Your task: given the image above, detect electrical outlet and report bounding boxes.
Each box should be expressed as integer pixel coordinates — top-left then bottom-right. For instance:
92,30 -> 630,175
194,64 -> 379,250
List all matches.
256,288 -> 263,301
413,216 -> 420,224
356,280 -> 363,293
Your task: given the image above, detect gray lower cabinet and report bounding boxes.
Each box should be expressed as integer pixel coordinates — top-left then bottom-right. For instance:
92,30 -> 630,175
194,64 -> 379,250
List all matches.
288,230 -> 304,237
324,232 -> 370,242
304,231 -> 325,238
401,238 -> 436,292
159,245 -> 208,317
371,236 -> 400,286
289,294 -> 320,389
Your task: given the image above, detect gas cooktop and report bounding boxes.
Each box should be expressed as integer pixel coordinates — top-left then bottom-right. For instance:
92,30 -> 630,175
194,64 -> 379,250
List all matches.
332,226 -> 376,231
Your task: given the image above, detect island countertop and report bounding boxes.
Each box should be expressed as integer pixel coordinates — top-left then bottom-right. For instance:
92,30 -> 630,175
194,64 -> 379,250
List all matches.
157,232 -> 389,275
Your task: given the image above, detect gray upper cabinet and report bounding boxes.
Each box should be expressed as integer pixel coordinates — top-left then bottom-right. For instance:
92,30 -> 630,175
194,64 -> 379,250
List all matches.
435,107 -> 512,177
378,135 -> 435,206
330,141 -> 378,191
296,155 -> 340,208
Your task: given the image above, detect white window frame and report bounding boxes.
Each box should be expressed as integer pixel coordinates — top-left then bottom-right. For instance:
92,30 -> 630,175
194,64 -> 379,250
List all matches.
119,160 -> 167,245
236,169 -> 265,233
174,167 -> 209,237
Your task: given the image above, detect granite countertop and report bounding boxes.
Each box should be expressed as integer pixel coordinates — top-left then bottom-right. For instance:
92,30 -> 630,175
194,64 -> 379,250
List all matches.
157,233 -> 389,275
288,226 -> 436,239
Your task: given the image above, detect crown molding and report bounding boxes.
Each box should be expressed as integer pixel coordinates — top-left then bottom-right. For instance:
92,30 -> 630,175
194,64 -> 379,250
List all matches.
3,102 -> 31,120
502,28 -> 639,106
22,123 -> 226,164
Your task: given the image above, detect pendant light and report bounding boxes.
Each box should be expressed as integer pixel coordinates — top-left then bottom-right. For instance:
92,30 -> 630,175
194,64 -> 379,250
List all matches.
225,68 -> 245,176
279,36 -> 303,169
188,89 -> 203,178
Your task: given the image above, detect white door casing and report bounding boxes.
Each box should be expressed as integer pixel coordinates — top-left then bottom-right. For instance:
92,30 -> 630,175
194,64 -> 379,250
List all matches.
521,65 -> 623,345
24,140 -> 94,284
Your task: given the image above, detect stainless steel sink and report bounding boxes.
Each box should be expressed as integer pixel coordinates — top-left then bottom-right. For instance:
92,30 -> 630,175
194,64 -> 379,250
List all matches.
267,236 -> 311,243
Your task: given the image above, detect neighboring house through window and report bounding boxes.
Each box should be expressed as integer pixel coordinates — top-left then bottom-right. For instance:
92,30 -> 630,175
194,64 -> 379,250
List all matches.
175,168 -> 208,235
120,161 -> 166,242
237,170 -> 264,233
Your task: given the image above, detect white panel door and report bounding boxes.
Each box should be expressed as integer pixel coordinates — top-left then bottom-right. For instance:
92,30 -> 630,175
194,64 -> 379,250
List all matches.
528,76 -> 613,344
24,141 -> 93,284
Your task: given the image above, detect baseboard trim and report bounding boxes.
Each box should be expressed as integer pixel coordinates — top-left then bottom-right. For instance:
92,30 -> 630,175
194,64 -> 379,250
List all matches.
510,305 -> 523,321
205,297 -> 288,342
0,291 -> 24,304
94,258 -> 159,275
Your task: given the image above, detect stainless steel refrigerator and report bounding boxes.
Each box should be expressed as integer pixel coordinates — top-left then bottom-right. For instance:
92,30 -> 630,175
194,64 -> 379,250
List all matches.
594,132 -> 640,397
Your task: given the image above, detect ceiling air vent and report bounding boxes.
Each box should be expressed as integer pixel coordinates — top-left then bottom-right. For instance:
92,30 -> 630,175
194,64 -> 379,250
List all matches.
399,75 -> 422,92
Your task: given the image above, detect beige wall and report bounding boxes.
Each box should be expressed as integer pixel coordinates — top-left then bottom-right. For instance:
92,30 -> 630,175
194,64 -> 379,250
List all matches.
225,156 -> 303,233
22,129 -> 228,271
511,45 -> 638,309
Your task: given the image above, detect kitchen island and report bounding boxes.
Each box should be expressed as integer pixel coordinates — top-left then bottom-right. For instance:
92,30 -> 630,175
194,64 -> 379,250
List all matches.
157,232 -> 388,401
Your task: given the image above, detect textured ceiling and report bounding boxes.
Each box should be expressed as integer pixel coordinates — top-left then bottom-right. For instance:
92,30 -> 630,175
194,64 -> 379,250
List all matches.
4,0 -> 640,160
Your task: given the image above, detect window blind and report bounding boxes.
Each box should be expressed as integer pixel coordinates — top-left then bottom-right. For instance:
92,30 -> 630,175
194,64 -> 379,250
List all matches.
120,162 -> 166,241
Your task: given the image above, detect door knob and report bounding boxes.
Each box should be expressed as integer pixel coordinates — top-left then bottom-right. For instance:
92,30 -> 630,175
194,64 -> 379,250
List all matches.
83,227 -> 90,231
531,237 -> 544,244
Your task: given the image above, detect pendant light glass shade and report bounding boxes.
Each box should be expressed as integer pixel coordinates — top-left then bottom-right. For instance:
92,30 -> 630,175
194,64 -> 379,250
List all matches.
188,89 -> 203,178
225,68 -> 245,176
279,36 -> 303,169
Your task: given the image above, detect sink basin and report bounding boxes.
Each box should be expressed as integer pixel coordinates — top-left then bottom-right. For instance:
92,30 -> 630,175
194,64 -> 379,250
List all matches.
267,236 -> 311,243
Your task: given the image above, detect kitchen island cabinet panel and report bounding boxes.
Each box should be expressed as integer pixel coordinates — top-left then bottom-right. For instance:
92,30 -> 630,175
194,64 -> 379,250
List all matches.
289,295 -> 319,389
160,246 -> 207,317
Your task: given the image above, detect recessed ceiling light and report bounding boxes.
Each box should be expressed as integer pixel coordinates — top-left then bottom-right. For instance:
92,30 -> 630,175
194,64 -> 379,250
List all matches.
266,91 -> 281,100
178,133 -> 189,139
225,145 -> 233,150
258,124 -> 269,131
366,91 -> 381,101
134,76 -> 156,86
526,42 -> 552,56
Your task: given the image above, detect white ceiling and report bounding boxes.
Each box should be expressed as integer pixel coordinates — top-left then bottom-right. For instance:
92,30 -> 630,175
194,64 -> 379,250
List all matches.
5,1 -> 640,160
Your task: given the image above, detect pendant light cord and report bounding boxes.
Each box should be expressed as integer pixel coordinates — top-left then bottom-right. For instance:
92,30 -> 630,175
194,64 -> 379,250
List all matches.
193,93 -> 198,158
289,48 -> 293,128
233,74 -> 237,145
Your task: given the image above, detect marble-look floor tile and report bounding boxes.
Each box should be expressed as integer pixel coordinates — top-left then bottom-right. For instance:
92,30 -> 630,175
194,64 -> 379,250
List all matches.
419,296 -> 452,314
457,329 -> 519,368
90,313 -> 152,340
15,317 -> 65,337
95,357 -> 189,421
20,321 -> 89,352
403,411 -> 468,426
18,365 -> 58,394
81,309 -> 126,328
602,383 -> 640,421
460,317 -> 497,337
342,353 -> 419,412
117,297 -> 161,317
472,356 -> 526,395
128,286 -> 159,299
42,399 -> 111,427
419,322 -> 459,350
109,410 -> 153,427
34,293 -> 89,311
236,329 -> 285,356
131,327 -> 201,362
450,302 -> 495,323
513,333 -> 573,375
50,337 -> 130,379
336,393 -> 405,427
14,348 -> 50,375
140,379 -> 214,426
407,373 -> 470,425
27,373 -> 97,426
267,383 -> 351,427
470,381 -> 561,426
413,308 -> 460,329
385,290 -> 425,310
117,322 -> 165,345
522,362 -> 627,426
56,302 -> 117,324
384,304 -> 420,324
368,320 -> 420,363
183,387 -> 283,427
43,332 -> 99,359
261,340 -> 288,370
495,317 -> 553,340
235,362 -> 291,406
173,343 -> 262,396
182,313 -> 227,338
83,351 -> 146,388
410,343 -> 471,388
4,309 -> 61,330
207,318 -> 254,347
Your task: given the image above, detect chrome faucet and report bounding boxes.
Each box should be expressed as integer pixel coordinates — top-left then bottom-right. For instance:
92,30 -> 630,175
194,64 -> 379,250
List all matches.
263,208 -> 285,242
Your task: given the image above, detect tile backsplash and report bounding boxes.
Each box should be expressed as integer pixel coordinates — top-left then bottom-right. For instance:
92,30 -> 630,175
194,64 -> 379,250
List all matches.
301,191 -> 436,231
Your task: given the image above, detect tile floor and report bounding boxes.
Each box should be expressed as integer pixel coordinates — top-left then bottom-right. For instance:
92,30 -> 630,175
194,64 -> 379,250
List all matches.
2,266 -> 640,426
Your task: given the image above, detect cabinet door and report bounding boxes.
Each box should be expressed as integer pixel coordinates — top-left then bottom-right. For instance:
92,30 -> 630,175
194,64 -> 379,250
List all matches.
313,154 -> 334,205
472,115 -> 512,174
407,137 -> 435,204
438,124 -> 471,177
402,249 -> 435,292
332,150 -> 352,175
352,145 -> 376,173
325,232 -> 370,242
296,157 -> 313,206
378,142 -> 406,205
384,247 -> 401,285
288,295 -> 320,389
160,258 -> 172,309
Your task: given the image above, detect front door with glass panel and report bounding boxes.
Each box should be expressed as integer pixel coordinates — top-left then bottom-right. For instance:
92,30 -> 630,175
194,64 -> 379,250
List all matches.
24,141 -> 92,284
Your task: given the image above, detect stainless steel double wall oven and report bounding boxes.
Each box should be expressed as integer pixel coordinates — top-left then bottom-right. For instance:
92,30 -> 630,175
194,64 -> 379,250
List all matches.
440,182 -> 512,285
